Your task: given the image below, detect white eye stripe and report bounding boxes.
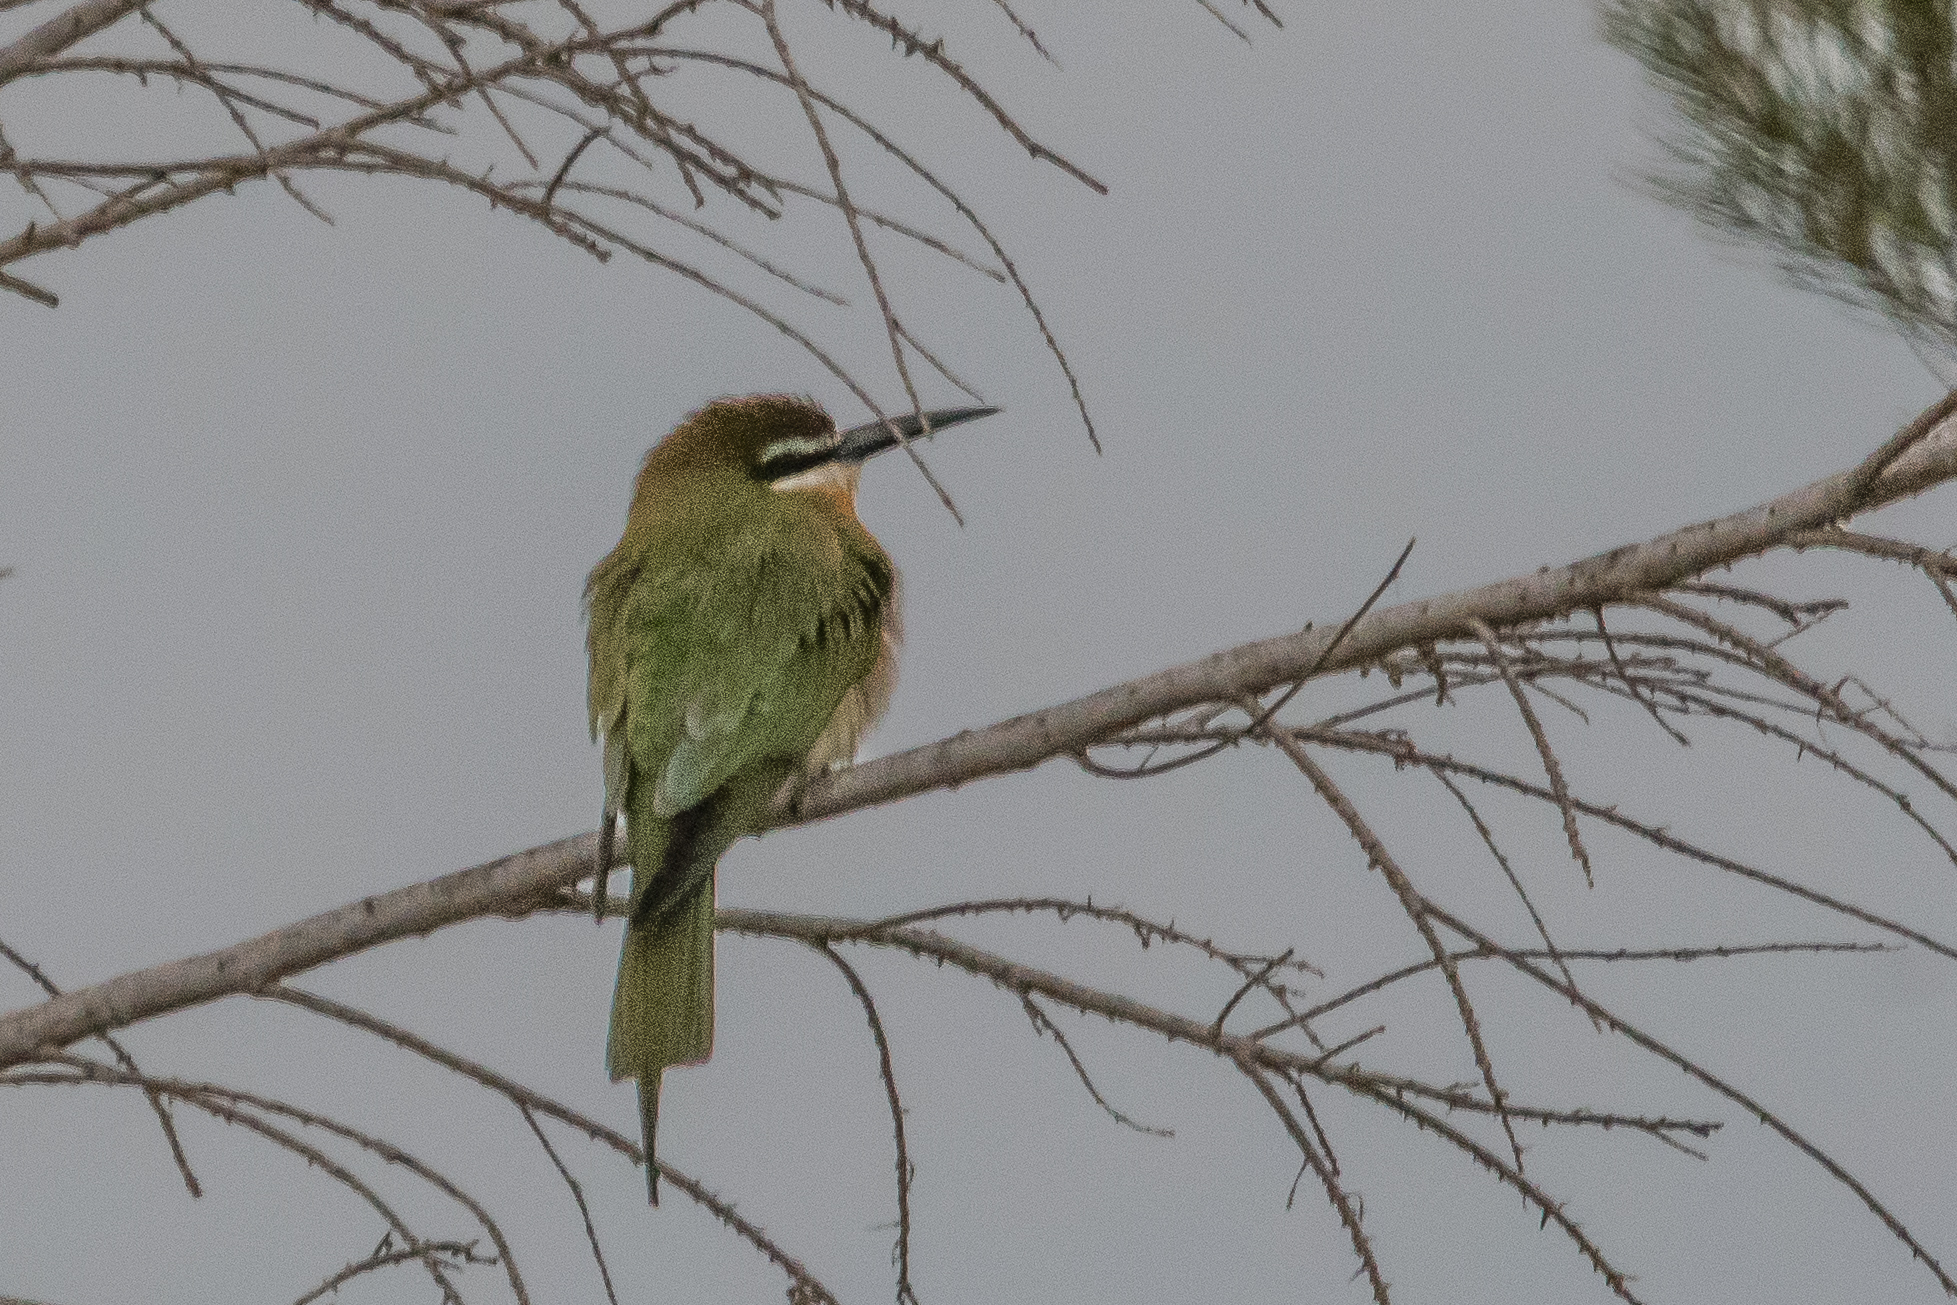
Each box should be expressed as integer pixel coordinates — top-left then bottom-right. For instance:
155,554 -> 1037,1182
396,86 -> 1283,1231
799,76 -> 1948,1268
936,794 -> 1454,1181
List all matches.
760,433 -> 839,463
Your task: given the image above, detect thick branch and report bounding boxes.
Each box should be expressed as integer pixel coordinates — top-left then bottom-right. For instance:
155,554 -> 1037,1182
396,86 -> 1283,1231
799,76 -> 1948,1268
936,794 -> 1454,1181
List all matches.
0,834 -> 584,1068
1,400 -> 1953,1069
0,0 -> 144,88
801,391 -> 1957,819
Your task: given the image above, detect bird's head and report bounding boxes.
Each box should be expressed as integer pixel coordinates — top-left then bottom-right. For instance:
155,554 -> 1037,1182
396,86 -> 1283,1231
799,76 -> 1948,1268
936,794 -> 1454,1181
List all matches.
644,395 -> 1000,501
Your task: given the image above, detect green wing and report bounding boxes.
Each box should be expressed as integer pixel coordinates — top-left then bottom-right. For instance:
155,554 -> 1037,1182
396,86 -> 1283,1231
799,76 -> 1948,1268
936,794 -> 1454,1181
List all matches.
618,502 -> 892,826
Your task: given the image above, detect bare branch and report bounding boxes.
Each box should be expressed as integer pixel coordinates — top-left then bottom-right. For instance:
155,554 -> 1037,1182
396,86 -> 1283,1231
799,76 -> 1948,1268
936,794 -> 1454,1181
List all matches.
292,1241 -> 496,1305
1250,721 -> 1529,1177
0,0 -> 147,88
0,935 -> 202,1196
803,394 -> 1957,820
810,943 -> 919,1305
1270,940 -> 1888,1033
1237,1056 -> 1389,1304
1469,617 -> 1595,885
262,985 -> 842,1304
1312,727 -> 1957,960
758,0 -> 961,524
1021,996 -> 1173,1136
0,0 -> 1102,443
1419,902 -> 1957,1296
818,0 -> 1106,193
519,1106 -> 618,1305
1428,767 -> 1592,1025
4,407 -> 1956,1070
1348,1077 -> 1644,1302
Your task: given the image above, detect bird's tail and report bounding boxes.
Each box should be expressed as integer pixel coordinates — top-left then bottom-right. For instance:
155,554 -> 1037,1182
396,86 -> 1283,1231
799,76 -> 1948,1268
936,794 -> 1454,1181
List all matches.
604,761 -> 791,1205
606,811 -> 717,1205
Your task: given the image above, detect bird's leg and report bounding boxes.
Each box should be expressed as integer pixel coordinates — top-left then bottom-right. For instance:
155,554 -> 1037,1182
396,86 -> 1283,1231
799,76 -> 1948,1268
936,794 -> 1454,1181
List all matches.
769,766 -> 811,820
593,808 -> 618,922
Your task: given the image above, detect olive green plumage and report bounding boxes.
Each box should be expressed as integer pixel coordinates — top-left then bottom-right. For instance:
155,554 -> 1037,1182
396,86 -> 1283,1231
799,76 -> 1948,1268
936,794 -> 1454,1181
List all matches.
585,395 -> 898,1202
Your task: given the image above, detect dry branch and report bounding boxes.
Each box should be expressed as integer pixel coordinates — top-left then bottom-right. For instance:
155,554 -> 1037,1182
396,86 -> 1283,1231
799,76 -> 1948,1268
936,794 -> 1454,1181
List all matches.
5,390 -> 1957,1304
0,0 -> 1211,445
2,394 -> 1954,1070
0,0 -> 145,86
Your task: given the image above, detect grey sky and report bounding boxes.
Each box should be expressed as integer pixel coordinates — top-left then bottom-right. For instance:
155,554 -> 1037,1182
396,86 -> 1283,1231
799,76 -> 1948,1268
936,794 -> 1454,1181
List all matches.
3,0 -> 1953,1302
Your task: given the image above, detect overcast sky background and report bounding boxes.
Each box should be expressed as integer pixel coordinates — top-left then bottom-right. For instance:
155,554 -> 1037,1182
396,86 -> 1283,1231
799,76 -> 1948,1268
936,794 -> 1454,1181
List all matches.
3,0 -> 1955,1301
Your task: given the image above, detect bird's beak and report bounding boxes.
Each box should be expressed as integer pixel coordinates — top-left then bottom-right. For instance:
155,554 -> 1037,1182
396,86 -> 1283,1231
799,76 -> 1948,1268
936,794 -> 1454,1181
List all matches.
833,406 -> 1001,464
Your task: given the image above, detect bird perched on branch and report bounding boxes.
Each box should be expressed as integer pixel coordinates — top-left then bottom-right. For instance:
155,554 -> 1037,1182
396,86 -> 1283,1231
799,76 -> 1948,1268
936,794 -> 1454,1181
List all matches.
584,394 -> 999,1202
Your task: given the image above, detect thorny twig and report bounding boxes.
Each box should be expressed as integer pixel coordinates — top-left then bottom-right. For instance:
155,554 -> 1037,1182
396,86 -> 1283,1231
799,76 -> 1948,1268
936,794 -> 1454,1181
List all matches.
810,942 -> 920,1305
262,984 -> 844,1305
0,0 -> 1182,467
6,398 -> 1957,1301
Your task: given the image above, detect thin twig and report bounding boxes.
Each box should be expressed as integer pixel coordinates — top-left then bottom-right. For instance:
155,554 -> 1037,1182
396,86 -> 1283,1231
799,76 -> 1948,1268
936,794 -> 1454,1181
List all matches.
1246,715 -> 1529,1179
1021,996 -> 1172,1136
758,0 -> 962,525
519,1105 -> 619,1305
1429,767 -> 1595,1029
1421,902 -> 1957,1297
812,943 -> 919,1305
1237,1056 -> 1389,1304
1469,617 -> 1594,886
292,1241 -> 495,1305
262,985 -> 842,1303
1593,606 -> 1691,745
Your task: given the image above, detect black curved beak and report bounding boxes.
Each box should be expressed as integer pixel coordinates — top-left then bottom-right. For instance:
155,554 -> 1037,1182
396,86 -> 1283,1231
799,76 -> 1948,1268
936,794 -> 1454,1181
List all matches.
834,406 -> 1002,464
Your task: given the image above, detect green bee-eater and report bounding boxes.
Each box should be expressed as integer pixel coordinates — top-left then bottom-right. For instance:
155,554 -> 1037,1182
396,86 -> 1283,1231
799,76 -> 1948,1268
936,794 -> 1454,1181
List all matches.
585,394 -> 999,1201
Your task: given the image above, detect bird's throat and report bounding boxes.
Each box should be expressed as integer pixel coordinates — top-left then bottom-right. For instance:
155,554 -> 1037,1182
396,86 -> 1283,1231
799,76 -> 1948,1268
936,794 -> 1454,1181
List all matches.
767,460 -> 863,515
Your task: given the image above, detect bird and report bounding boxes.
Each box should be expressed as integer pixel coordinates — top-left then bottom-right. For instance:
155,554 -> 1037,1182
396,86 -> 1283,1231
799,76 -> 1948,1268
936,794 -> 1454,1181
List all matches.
584,393 -> 999,1203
